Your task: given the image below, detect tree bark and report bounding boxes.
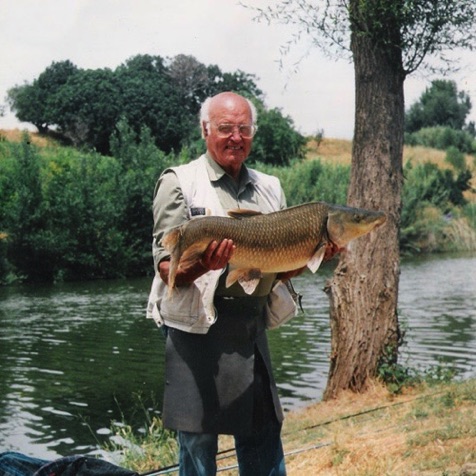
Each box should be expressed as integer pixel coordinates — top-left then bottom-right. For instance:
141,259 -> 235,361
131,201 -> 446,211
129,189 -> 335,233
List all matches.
323,8 -> 406,400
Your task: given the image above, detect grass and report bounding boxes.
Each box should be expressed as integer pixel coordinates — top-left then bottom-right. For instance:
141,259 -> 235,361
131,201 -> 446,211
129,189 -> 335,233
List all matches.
217,379 -> 476,475
0,128 -> 55,147
108,379 -> 475,475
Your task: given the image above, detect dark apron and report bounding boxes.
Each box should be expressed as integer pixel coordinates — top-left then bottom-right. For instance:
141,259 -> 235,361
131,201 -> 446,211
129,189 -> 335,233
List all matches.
162,295 -> 283,435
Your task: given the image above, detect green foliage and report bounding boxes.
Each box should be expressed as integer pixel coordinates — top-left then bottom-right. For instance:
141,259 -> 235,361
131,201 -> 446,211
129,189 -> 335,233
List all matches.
114,55 -> 185,155
405,80 -> 472,134
110,119 -> 175,275
260,158 -> 350,206
1,133 -> 49,280
405,126 -> 476,154
378,359 -> 421,395
250,102 -> 307,166
103,394 -> 178,472
405,79 -> 476,155
0,130 -> 174,283
400,160 -> 473,253
463,202 -> 476,230
7,60 -> 78,133
106,416 -> 178,472
51,68 -> 122,153
445,146 -> 466,172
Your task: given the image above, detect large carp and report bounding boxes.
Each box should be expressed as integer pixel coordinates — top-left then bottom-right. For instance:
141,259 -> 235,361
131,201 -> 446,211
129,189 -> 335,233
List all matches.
162,201 -> 386,295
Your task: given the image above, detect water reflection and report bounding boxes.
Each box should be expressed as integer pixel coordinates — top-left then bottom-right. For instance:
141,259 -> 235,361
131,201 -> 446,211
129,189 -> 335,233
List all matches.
0,253 -> 475,459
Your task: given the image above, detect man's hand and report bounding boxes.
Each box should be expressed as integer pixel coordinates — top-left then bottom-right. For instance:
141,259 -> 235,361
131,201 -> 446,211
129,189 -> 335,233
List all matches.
159,239 -> 235,286
324,241 -> 342,261
200,239 -> 235,270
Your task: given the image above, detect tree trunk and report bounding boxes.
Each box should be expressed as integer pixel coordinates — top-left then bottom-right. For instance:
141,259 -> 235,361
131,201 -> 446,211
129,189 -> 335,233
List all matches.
323,11 -> 406,399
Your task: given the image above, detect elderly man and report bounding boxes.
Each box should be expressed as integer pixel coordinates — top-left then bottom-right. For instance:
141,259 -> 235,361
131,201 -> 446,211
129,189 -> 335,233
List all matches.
147,92 -> 300,475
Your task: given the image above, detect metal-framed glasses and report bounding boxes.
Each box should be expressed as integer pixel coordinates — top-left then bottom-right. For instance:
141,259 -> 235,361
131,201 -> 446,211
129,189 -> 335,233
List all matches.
209,122 -> 257,139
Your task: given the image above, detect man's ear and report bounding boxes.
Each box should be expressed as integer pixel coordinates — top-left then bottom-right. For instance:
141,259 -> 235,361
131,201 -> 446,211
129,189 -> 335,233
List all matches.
201,121 -> 209,138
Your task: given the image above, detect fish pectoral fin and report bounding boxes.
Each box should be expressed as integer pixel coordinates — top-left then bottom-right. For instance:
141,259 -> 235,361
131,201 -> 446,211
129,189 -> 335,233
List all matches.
307,245 -> 326,273
226,268 -> 262,295
227,208 -> 263,219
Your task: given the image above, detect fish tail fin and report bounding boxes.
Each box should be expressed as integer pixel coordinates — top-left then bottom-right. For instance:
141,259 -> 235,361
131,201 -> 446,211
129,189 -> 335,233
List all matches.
162,227 -> 183,296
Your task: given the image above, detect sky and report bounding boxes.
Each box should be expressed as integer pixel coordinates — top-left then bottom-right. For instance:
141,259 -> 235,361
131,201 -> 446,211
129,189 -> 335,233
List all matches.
1,0 -> 475,140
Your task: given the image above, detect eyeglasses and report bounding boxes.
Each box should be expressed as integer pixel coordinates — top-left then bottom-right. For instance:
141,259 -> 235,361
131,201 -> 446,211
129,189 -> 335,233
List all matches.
208,122 -> 257,139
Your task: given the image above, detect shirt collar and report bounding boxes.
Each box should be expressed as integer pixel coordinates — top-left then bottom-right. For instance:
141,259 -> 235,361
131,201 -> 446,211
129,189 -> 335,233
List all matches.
204,153 -> 252,188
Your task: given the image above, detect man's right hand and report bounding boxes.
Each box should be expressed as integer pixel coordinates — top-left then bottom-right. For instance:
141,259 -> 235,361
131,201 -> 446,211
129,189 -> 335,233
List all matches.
159,239 -> 235,286
200,239 -> 235,271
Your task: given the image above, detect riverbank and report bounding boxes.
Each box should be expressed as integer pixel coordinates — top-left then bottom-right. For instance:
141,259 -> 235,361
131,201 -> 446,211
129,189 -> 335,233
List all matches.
272,379 -> 475,475
116,379 -> 475,475
214,379 -> 476,475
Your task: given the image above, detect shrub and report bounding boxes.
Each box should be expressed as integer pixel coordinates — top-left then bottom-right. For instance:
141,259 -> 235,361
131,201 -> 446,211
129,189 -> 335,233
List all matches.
445,146 -> 466,172
405,126 -> 476,154
256,159 -> 349,206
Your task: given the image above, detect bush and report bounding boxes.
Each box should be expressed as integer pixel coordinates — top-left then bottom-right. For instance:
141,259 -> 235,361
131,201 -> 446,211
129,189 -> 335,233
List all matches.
400,160 -> 474,253
405,126 -> 476,154
445,146 -> 466,171
0,129 -> 175,283
256,159 -> 349,206
249,104 -> 307,166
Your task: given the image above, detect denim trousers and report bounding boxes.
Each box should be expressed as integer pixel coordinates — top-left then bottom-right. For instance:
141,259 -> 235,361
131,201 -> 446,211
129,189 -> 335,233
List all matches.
177,418 -> 286,476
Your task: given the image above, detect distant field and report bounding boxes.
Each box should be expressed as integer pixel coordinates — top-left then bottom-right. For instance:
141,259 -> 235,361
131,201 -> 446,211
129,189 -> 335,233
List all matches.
308,137 -> 476,200
308,137 -> 454,168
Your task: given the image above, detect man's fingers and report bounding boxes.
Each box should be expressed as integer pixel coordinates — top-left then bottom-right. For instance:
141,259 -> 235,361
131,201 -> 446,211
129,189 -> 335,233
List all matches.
202,239 -> 235,270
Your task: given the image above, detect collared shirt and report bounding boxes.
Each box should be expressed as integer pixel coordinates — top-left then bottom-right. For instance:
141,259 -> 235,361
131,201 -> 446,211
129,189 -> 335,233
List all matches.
152,154 -> 286,297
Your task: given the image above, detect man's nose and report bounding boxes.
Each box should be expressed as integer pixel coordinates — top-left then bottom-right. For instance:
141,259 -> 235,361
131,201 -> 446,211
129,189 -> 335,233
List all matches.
230,128 -> 242,140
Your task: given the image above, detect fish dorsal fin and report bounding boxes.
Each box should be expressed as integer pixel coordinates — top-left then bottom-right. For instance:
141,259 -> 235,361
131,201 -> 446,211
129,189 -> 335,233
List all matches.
227,208 -> 263,219
307,245 -> 326,273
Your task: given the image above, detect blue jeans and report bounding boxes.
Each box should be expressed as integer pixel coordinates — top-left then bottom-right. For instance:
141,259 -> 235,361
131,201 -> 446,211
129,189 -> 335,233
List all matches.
178,420 -> 286,476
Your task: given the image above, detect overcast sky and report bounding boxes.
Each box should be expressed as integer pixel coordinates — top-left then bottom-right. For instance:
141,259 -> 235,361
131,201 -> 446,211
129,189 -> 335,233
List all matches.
1,0 -> 475,139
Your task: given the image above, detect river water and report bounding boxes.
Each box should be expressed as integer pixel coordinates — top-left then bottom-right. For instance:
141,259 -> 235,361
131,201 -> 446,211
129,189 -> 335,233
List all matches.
0,253 -> 475,459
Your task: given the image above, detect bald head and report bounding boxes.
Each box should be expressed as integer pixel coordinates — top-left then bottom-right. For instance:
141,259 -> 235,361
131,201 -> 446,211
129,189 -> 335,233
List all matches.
200,92 -> 257,137
199,91 -> 256,180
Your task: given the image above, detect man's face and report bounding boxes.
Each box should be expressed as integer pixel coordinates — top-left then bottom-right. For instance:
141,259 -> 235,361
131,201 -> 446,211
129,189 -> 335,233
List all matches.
203,94 -> 254,178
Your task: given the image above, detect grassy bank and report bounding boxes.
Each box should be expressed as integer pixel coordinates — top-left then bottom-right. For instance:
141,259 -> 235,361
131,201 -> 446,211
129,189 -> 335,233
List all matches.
108,379 -> 475,475
275,379 -> 475,476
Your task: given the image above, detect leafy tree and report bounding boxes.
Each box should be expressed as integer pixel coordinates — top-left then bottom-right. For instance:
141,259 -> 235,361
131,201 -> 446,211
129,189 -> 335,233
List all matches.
7,60 -> 78,133
250,101 -> 306,166
254,0 -> 476,399
114,55 -> 187,154
167,54 -> 213,115
7,83 -> 47,133
50,68 -> 121,153
405,79 -> 472,133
